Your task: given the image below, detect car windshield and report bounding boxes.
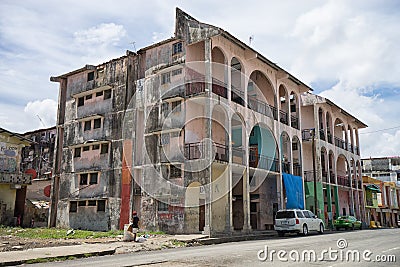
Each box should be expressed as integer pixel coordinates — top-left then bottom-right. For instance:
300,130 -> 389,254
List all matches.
338,216 -> 349,220
276,211 -> 295,219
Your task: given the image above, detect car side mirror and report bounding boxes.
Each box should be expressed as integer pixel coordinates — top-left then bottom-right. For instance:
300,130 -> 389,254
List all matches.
313,215 -> 317,219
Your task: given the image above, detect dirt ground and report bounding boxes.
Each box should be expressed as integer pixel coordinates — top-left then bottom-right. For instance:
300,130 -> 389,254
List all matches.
0,233 -> 194,253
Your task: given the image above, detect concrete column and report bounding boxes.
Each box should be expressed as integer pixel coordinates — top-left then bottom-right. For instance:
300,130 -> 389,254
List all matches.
242,169 -> 251,231
326,184 -> 333,228
203,38 -> 213,236
334,185 -> 340,216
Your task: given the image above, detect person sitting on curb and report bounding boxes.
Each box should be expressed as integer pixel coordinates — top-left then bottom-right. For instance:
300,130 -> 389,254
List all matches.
132,211 -> 140,242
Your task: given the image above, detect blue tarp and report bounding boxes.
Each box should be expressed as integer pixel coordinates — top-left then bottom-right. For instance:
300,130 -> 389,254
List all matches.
282,173 -> 304,209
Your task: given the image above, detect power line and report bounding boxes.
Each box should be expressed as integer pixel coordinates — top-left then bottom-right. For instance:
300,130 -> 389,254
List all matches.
359,125 -> 400,134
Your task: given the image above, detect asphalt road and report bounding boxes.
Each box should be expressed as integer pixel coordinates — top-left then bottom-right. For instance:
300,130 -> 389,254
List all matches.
34,228 -> 399,267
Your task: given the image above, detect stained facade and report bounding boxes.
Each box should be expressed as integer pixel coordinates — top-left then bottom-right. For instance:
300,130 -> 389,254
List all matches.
50,9 -> 366,234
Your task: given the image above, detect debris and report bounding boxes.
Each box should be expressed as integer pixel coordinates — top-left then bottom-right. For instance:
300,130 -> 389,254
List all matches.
66,229 -> 75,236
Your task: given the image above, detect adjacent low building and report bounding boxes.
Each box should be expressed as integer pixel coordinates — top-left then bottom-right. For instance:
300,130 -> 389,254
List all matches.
0,127 -> 32,226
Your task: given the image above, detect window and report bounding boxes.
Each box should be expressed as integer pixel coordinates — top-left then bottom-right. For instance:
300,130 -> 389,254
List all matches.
104,89 -> 112,100
92,144 -> 100,150
94,118 -> 101,129
170,165 -> 182,178
78,97 -> 84,107
162,102 -> 169,117
160,133 -> 170,145
172,68 -> 182,76
171,131 -> 179,138
90,173 -> 98,184
276,211 -> 295,219
171,101 -> 181,112
80,173 -> 88,185
82,146 -> 90,152
78,201 -> 86,206
84,120 -> 91,131
85,94 -> 93,100
100,143 -> 109,154
96,91 -> 103,97
303,211 -> 312,218
161,72 -> 171,85
97,200 -> 106,212
158,201 -> 169,212
88,200 -> 96,206
87,71 -> 95,81
292,142 -> 298,151
70,201 -> 77,213
172,42 -> 183,55
74,147 -> 81,158
296,211 -> 305,218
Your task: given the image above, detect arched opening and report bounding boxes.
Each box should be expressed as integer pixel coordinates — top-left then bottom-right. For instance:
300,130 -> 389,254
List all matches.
185,182 -> 206,232
336,155 -> 351,216
211,47 -> 227,98
248,124 -> 279,230
318,108 -> 325,141
328,150 -> 335,184
321,147 -> 328,183
280,132 -> 291,173
231,113 -> 245,165
212,105 -> 228,163
231,57 -> 245,106
289,92 -> 299,129
279,85 -> 289,125
292,136 -> 302,176
334,118 -> 347,150
247,70 -> 277,120
326,112 -> 332,143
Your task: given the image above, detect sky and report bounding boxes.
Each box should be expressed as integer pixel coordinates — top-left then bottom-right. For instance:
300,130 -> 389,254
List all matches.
0,0 -> 399,158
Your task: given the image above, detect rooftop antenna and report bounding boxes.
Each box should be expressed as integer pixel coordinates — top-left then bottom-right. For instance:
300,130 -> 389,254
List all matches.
249,35 -> 254,46
37,115 -> 47,128
129,42 -> 136,52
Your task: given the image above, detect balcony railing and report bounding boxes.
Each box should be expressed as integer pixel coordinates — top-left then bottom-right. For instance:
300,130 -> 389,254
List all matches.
304,171 -> 314,182
249,152 -> 279,172
330,171 -> 336,184
185,82 -> 206,97
248,97 -> 277,120
0,172 -> 32,185
214,143 -> 229,163
184,142 -> 205,160
291,116 -> 299,130
282,161 -> 290,174
231,86 -> 245,106
293,163 -> 302,176
319,129 -> 325,141
334,137 -> 346,150
232,147 -> 245,165
337,175 -> 350,187
327,133 -> 332,144
279,110 -> 289,125
212,81 -> 228,98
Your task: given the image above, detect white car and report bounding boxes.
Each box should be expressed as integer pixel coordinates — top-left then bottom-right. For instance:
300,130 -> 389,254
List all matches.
274,209 -> 324,237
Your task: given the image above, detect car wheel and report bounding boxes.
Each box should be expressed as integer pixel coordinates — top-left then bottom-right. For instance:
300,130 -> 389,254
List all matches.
277,231 -> 284,237
318,223 -> 324,234
351,224 -> 355,230
303,224 -> 308,236
359,224 -> 362,230
335,227 -> 340,231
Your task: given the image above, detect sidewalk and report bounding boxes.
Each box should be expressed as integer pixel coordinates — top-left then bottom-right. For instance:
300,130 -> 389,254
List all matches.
0,232 -> 276,266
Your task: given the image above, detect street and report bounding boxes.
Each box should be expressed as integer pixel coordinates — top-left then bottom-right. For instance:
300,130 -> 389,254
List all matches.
33,228 -> 399,267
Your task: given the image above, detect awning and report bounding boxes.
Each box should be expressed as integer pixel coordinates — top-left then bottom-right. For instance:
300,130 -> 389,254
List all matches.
365,184 -> 381,192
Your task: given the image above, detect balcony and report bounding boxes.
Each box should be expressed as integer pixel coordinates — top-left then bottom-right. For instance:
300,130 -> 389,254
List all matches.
231,86 -> 245,106
248,97 -> 277,120
319,129 -> 325,141
214,143 -> 229,163
249,152 -> 279,172
293,163 -> 302,176
327,133 -> 332,144
279,110 -> 288,125
337,175 -> 350,187
334,137 -> 346,150
232,147 -> 245,165
212,80 -> 227,99
291,116 -> 299,130
329,171 -> 336,184
185,82 -> 206,97
184,142 -> 229,163
0,172 -> 32,185
282,161 -> 290,174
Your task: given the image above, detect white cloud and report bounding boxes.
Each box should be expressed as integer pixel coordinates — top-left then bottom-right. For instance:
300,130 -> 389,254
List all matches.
74,23 -> 126,47
23,99 -> 57,130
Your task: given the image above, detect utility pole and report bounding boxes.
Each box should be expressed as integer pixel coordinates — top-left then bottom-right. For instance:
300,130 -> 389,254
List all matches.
311,128 -> 318,216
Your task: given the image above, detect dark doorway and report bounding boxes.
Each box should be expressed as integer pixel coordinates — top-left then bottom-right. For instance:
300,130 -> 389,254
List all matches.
199,204 -> 205,231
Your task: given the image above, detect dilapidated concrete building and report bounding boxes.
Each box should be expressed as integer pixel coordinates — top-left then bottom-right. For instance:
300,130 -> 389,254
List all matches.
49,9 -> 366,235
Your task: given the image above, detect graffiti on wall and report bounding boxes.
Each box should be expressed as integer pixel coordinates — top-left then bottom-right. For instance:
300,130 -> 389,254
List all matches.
0,142 -> 18,172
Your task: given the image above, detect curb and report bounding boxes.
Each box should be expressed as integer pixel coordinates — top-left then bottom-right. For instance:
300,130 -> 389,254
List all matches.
195,233 -> 277,245
0,248 -> 116,267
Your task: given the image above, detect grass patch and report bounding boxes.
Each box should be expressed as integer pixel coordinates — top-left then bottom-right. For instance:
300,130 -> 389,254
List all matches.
171,240 -> 186,247
25,256 -> 77,264
0,226 -> 123,239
